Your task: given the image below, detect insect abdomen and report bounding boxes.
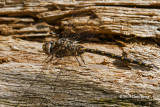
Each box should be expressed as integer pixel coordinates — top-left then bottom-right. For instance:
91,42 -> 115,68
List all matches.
84,48 -> 158,68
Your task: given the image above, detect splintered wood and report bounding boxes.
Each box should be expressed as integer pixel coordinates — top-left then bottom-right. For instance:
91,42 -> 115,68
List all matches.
58,6 -> 160,38
0,35 -> 160,106
0,0 -> 160,107
0,0 -> 160,39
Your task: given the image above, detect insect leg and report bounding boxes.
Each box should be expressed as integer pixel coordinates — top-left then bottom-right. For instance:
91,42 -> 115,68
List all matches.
79,55 -> 86,65
74,56 -> 82,66
42,54 -> 52,63
67,46 -> 83,66
53,57 -> 63,65
150,64 -> 159,69
46,54 -> 56,64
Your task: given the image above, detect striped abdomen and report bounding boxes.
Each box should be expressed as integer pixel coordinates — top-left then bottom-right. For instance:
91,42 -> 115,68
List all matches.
83,48 -> 159,69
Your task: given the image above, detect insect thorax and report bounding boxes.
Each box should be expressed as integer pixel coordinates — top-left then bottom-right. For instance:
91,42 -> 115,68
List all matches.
43,38 -> 85,58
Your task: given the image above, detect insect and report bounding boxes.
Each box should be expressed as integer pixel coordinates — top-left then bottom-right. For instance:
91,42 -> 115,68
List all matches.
15,6 -> 159,107
43,38 -> 159,69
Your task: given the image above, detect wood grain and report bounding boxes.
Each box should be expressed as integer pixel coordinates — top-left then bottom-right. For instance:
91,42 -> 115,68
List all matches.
0,0 -> 160,106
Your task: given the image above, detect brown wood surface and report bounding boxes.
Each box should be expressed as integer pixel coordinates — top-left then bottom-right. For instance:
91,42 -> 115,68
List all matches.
0,0 -> 160,106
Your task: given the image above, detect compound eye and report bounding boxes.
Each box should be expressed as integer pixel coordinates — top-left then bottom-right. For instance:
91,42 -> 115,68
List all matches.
42,42 -> 50,55
43,42 -> 56,55
42,44 -> 46,50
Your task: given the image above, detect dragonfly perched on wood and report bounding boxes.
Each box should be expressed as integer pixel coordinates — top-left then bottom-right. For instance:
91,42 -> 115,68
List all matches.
16,3 -> 160,107
43,37 -> 159,69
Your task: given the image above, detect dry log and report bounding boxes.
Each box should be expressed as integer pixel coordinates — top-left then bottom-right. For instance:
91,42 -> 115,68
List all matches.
0,0 -> 160,107
0,36 -> 160,106
0,17 -> 34,23
39,6 -> 160,38
11,33 -> 50,38
0,0 -> 160,38
0,7 -> 48,16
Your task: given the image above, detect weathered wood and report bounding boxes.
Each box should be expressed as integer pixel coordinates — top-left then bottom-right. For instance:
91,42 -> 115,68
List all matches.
0,21 -> 50,36
0,7 -> 48,15
0,0 -> 160,106
0,17 -> 34,23
56,6 -> 160,38
0,36 -> 160,106
0,0 -> 159,38
12,33 -> 50,38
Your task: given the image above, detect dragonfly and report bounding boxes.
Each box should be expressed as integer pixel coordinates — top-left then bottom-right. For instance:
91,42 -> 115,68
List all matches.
42,37 -> 159,69
16,5 -> 159,107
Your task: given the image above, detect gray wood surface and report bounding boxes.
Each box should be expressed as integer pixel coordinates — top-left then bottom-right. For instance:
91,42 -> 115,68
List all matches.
0,0 -> 160,106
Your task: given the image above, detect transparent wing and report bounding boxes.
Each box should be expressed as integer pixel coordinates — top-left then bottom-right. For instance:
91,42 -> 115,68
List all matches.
15,1 -> 159,107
